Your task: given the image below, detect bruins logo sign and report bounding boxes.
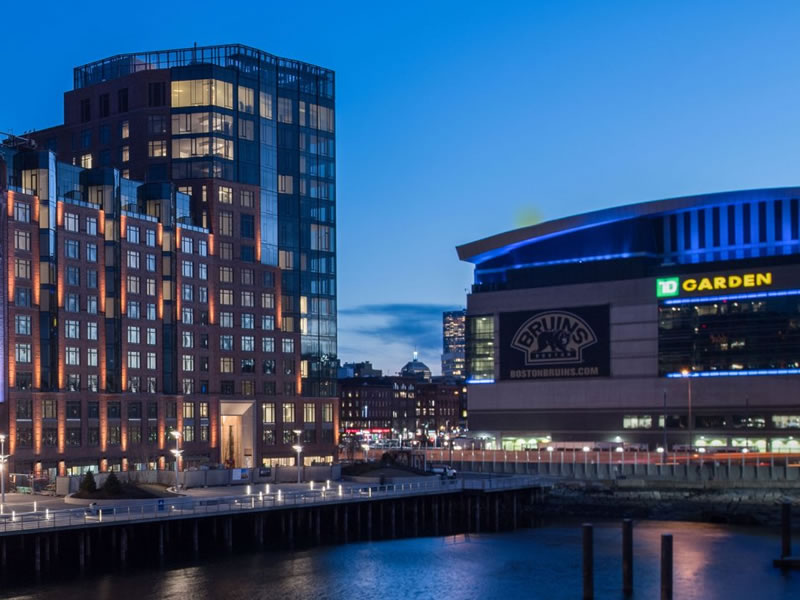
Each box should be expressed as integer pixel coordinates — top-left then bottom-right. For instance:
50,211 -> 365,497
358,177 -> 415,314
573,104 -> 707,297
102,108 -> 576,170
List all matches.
510,311 -> 597,364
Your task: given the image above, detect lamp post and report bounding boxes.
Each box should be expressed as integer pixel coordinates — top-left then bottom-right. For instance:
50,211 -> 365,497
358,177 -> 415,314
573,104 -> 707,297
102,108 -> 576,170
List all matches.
0,433 -> 8,507
170,430 -> 183,491
293,445 -> 303,483
681,369 -> 692,453
445,434 -> 452,466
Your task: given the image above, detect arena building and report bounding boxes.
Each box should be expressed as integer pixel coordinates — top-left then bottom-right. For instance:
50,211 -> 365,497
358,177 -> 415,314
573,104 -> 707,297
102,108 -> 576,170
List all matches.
457,188 -> 800,452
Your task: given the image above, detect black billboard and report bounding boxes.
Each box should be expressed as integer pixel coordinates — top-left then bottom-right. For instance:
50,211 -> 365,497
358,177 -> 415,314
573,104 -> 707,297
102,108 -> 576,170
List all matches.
499,305 -> 610,380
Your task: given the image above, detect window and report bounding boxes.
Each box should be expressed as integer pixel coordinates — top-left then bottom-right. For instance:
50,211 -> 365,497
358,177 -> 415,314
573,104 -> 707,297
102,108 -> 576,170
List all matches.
127,250 -> 140,269
241,336 -> 255,352
262,337 -> 275,352
126,225 -> 140,243
66,346 -> 80,366
241,291 -> 254,307
220,357 -> 234,373
219,211 -> 233,236
87,269 -> 98,288
240,190 -> 255,208
278,175 -> 293,194
86,243 -> 97,263
219,242 -> 233,260
199,263 -> 208,280
182,307 -> 194,324
240,214 -> 255,239
182,260 -> 194,278
238,118 -> 255,140
87,322 -> 98,340
146,229 -> 156,246
284,382 -> 296,396
15,315 -> 31,335
182,379 -> 194,395
146,328 -> 156,345
262,359 -> 276,375
198,240 -> 208,256
219,289 -> 233,305
118,89 -> 129,114
14,202 -> 30,222
304,403 -> 315,423
219,266 -> 233,282
146,303 -> 156,320
14,259 -> 31,279
241,314 -> 254,329
263,430 -> 276,445
87,295 -> 98,314
171,79 -> 233,109
220,335 -> 234,351
65,240 -> 80,259
127,275 -> 140,294
238,86 -> 255,113
148,81 -> 167,107
80,98 -> 91,122
182,355 -> 195,372
241,358 -> 255,373
282,338 -> 295,354
65,320 -> 80,339
283,403 -> 295,423
80,153 -> 92,168
182,331 -> 194,349
121,145 -> 130,162
220,312 -> 234,328
146,254 -> 156,271
87,348 -> 98,367
278,97 -> 292,123
262,315 -> 275,330
148,140 -> 167,158
127,301 -> 140,319
181,236 -> 193,254
182,284 -> 193,301
66,293 -> 80,312
15,343 -> 31,363
322,403 -> 333,423
148,114 -> 167,134
623,415 -> 653,429
259,91 -> 273,119
262,403 -> 276,423
241,269 -> 254,285
242,380 -> 255,396
66,266 -> 80,286
127,351 -> 140,369
14,230 -> 30,251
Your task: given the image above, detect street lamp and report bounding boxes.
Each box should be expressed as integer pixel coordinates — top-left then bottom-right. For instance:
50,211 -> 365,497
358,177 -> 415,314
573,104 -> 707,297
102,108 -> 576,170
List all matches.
293,444 -> 303,483
681,369 -> 693,452
170,430 -> 183,492
0,433 -> 8,508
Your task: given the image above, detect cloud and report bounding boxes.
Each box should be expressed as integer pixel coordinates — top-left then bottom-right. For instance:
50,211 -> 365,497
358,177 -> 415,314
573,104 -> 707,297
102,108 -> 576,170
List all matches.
338,303 -> 462,374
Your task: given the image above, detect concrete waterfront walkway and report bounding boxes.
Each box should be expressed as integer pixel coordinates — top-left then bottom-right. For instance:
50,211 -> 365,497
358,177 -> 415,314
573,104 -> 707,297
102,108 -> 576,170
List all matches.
0,474 -> 550,536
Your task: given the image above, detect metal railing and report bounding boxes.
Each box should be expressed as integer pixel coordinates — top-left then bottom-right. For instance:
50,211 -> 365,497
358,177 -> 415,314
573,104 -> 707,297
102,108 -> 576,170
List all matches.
0,476 -> 544,536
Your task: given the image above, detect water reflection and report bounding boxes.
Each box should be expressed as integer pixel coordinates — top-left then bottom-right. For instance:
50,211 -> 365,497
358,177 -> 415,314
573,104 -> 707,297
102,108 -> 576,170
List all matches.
3,521 -> 800,600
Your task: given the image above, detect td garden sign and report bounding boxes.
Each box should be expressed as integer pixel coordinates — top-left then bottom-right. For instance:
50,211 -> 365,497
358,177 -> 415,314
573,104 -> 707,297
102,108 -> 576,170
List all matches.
656,271 -> 773,298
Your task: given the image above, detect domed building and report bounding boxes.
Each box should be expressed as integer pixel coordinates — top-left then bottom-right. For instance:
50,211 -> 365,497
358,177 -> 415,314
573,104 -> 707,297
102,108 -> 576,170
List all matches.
400,352 -> 432,382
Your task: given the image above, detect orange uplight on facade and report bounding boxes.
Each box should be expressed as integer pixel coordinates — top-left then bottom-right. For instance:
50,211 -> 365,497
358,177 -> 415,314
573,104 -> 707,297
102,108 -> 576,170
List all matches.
58,404 -> 66,453
56,201 -> 64,227
208,233 -> 215,256
6,190 -> 13,217
157,223 -> 163,247
98,209 -> 105,235
120,214 -> 127,238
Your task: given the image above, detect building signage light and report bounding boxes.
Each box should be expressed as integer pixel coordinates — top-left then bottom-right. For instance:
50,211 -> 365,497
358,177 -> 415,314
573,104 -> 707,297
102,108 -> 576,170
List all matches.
656,272 -> 772,298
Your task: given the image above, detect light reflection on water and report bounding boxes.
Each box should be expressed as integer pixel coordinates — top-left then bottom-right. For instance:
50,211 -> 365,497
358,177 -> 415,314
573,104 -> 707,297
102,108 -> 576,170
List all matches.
3,520 -> 800,600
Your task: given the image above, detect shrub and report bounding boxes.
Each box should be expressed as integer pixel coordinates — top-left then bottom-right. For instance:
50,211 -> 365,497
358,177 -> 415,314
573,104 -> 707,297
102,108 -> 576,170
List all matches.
103,470 -> 122,496
79,470 -> 97,494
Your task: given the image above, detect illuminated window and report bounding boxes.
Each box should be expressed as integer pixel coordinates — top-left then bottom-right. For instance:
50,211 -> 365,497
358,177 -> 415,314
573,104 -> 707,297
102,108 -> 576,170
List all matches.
259,91 -> 273,119
283,403 -> 295,423
238,86 -> 254,114
148,140 -> 167,158
14,230 -> 30,251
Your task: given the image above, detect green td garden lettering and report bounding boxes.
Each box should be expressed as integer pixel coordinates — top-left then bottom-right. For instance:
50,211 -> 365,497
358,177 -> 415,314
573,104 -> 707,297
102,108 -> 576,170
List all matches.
656,272 -> 773,298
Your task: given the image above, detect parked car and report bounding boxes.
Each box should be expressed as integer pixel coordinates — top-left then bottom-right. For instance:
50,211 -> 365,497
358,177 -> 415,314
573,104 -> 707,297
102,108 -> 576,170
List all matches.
429,465 -> 457,479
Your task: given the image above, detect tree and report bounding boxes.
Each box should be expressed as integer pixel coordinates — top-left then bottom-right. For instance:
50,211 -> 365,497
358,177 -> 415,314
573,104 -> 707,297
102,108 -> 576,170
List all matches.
103,470 -> 122,496
79,470 -> 97,494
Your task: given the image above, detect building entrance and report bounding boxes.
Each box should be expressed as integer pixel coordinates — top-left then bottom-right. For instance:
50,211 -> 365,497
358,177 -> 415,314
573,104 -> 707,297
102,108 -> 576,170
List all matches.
220,401 -> 255,469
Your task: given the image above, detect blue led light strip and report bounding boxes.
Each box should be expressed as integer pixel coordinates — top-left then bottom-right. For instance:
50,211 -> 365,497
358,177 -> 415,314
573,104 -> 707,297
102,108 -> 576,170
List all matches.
661,289 -> 800,305
466,379 -> 495,384
475,252 -> 649,276
666,368 -> 800,378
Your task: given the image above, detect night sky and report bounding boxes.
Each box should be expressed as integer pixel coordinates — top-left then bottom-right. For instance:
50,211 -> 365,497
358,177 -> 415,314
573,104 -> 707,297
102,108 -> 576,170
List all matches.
4,0 -> 800,374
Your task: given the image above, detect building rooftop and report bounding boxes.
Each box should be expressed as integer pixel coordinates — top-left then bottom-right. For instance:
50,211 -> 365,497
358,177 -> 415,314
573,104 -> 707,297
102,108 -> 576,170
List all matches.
73,43 -> 334,92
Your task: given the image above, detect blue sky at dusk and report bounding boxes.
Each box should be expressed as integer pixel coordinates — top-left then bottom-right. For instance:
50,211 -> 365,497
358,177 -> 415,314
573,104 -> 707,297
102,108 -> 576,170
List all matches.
4,1 -> 800,374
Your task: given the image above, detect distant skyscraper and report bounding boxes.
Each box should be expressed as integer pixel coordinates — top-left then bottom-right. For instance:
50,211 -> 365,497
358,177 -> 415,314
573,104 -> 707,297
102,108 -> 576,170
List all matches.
442,309 -> 465,378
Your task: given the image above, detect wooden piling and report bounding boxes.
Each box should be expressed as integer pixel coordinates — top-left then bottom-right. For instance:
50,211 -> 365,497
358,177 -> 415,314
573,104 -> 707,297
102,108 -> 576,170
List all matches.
193,520 -> 200,556
78,532 -> 85,573
622,519 -> 633,596
158,524 -> 165,562
782,502 -> 792,558
661,534 -> 673,600
120,527 -> 128,565
582,524 -> 593,600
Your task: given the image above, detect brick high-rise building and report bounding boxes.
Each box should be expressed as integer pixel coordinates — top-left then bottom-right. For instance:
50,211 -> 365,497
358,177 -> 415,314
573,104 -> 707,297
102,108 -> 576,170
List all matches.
1,43 -> 339,477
